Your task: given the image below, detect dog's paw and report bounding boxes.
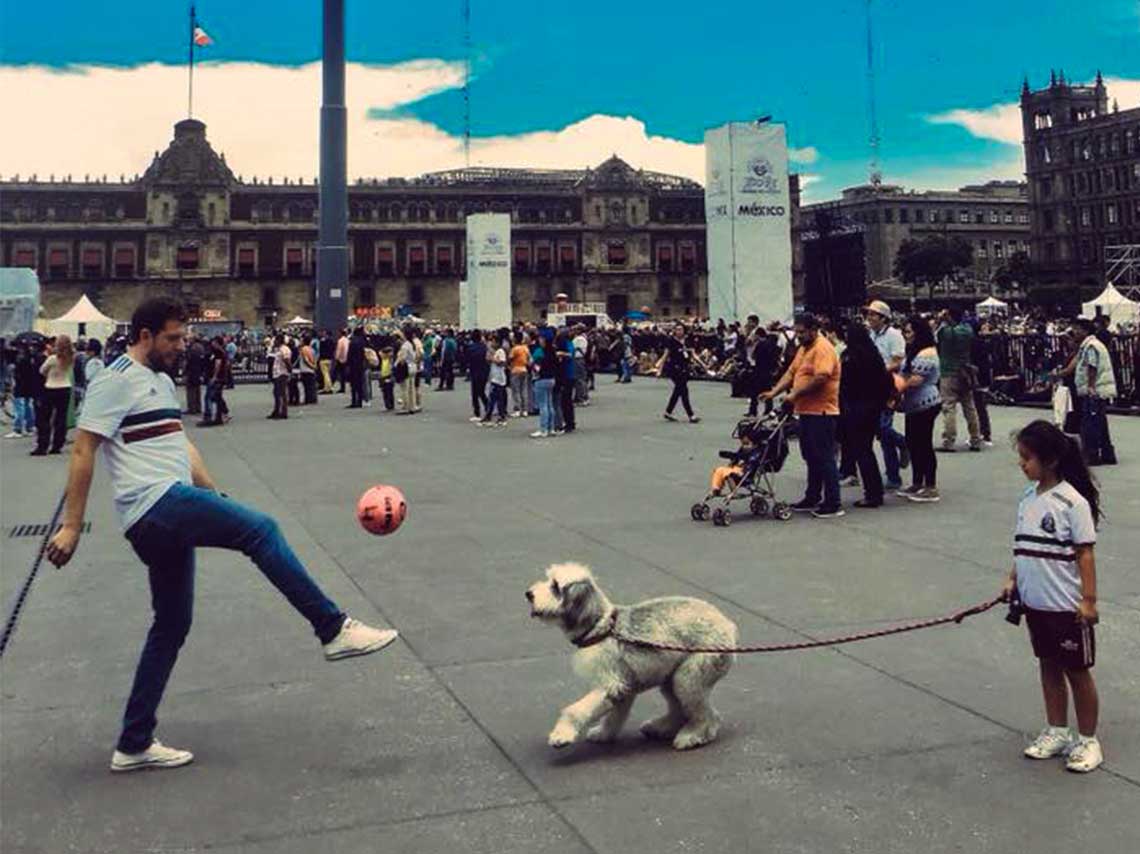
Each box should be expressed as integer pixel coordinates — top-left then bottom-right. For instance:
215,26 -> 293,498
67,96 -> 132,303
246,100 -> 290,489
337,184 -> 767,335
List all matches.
547,721 -> 578,749
639,716 -> 683,741
672,723 -> 718,751
585,724 -> 618,744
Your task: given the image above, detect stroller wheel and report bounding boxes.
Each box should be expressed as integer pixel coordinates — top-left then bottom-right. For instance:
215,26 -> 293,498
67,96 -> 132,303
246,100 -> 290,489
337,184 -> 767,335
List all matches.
772,502 -> 793,522
750,497 -> 769,517
713,508 -> 732,527
691,503 -> 706,521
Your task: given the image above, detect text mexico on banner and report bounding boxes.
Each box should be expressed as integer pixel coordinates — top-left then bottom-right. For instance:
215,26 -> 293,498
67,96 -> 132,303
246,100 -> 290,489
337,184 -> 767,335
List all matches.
704,122 -> 793,325
458,280 -> 472,329
465,213 -> 512,329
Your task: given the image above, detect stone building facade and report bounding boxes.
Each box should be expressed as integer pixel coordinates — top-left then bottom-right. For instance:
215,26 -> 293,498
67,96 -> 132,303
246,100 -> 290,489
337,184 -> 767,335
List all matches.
799,181 -> 1031,305
1020,71 -> 1140,289
0,119 -> 761,328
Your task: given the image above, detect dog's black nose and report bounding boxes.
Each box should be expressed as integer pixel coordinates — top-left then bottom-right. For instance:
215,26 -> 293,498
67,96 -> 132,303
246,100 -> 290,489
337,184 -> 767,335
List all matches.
525,590 -> 534,602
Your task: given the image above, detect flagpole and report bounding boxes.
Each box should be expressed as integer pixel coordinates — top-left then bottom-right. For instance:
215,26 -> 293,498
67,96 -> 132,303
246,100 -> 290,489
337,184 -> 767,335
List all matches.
188,3 -> 196,118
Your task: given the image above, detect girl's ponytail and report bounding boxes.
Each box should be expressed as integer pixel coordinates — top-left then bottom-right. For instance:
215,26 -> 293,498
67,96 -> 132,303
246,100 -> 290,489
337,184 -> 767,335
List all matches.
1016,420 -> 1101,525
1058,432 -> 1101,525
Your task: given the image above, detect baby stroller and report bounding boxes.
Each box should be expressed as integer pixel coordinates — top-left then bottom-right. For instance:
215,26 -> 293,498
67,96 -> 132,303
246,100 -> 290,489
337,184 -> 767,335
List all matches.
691,411 -> 793,528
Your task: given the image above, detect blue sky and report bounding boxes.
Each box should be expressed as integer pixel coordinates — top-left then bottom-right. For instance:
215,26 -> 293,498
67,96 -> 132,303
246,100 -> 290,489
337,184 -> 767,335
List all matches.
1,0 -> 1137,200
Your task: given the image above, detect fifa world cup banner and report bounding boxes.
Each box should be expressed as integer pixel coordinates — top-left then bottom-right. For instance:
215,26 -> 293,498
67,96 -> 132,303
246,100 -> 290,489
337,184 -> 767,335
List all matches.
704,122 -> 793,325
465,213 -> 512,329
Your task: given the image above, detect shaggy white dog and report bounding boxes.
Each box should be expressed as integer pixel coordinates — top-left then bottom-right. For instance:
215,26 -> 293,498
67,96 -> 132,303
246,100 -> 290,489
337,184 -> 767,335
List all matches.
526,562 -> 737,751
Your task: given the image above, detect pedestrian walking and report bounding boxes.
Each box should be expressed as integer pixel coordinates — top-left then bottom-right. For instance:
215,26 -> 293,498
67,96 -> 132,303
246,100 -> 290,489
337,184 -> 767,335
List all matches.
838,322 -> 892,508
655,323 -> 705,424
268,334 -> 291,419
45,297 -> 398,773
864,301 -> 909,489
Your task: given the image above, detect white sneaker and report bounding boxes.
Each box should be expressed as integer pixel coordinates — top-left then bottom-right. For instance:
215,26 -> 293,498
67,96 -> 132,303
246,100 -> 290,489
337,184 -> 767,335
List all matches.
323,617 -> 399,661
4,431 -> 22,439
1066,735 -> 1104,773
468,416 -> 483,423
1024,725 -> 1074,760
110,739 -> 194,773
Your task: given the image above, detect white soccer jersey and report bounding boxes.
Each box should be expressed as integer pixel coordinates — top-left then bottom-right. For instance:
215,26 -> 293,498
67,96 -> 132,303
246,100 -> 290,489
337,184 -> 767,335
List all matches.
1013,481 -> 1097,612
78,354 -> 192,531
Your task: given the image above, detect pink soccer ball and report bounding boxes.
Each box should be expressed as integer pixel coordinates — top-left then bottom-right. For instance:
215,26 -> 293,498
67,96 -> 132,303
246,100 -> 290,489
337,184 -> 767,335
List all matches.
356,485 -> 407,536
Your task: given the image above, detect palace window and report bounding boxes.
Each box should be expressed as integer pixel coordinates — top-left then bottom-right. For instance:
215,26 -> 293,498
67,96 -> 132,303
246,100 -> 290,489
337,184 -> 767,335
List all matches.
436,244 -> 453,274
559,244 -> 576,273
974,211 -> 984,224
514,244 -> 530,272
884,209 -> 894,224
114,246 -> 135,277
958,210 -> 970,224
376,245 -> 395,276
679,243 -> 696,273
1043,210 -> 1055,232
977,241 -> 987,257
914,208 -> 925,223
1107,204 -> 1118,225
81,247 -> 103,278
993,242 -> 1004,259
607,242 -> 627,266
237,247 -> 256,277
176,245 -> 199,270
1018,212 -> 1029,224
536,244 -> 551,273
657,244 -> 673,272
12,247 -> 36,268
408,245 -> 426,275
48,248 -> 69,278
899,208 -> 909,223
286,247 -> 304,277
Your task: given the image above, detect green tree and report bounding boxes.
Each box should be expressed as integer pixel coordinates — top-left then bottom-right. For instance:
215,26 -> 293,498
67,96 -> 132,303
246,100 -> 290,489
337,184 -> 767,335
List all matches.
893,234 -> 975,305
993,251 -> 1035,294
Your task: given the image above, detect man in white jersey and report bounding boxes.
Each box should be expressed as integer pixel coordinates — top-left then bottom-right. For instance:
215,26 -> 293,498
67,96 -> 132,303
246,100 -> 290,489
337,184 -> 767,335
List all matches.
46,298 -> 398,773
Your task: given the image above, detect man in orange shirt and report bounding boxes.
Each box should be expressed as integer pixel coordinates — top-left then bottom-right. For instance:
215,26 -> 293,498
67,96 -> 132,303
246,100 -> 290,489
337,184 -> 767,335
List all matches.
762,314 -> 844,518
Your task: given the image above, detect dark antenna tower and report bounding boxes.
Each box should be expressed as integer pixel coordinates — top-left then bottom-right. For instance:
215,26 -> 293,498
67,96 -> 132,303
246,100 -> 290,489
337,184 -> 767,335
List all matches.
463,0 -> 472,168
865,0 -> 882,186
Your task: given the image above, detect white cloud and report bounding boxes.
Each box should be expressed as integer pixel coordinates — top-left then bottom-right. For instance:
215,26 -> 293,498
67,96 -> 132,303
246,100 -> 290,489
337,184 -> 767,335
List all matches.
926,76 -> 1140,146
0,60 -> 818,186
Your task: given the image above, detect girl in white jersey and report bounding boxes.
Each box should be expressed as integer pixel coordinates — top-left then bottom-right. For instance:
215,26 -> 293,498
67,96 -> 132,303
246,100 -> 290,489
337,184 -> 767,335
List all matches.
1001,420 -> 1103,773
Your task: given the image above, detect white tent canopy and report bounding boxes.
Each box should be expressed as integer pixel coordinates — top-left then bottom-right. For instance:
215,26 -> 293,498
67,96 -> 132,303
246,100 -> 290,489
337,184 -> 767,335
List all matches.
1081,282 -> 1140,330
286,315 -> 313,326
40,294 -> 120,341
976,296 -> 1009,313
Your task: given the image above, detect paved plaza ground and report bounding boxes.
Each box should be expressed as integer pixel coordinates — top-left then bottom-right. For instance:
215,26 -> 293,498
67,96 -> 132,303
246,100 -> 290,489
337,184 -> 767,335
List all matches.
2,378 -> 1138,854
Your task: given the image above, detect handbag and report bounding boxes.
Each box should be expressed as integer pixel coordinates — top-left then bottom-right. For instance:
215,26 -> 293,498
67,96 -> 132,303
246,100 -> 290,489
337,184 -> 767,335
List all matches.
1051,384 -> 1072,428
394,361 -> 409,383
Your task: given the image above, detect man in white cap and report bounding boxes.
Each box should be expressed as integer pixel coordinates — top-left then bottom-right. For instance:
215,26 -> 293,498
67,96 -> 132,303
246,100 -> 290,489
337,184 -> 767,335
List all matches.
863,301 -> 908,489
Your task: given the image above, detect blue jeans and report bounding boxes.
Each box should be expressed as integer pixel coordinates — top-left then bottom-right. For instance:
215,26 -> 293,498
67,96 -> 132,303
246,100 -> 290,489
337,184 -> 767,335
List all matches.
13,397 -> 35,433
118,484 -> 345,753
619,357 -> 632,383
877,409 -> 904,485
422,354 -> 433,382
798,414 -> 840,510
534,378 -> 555,432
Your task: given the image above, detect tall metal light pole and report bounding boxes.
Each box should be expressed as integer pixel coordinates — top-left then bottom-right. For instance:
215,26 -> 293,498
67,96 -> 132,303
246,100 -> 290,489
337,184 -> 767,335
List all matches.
316,0 -> 348,331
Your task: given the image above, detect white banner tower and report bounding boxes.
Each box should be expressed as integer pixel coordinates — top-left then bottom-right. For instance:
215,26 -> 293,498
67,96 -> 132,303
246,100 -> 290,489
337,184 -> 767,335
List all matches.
464,213 -> 512,329
704,121 -> 794,325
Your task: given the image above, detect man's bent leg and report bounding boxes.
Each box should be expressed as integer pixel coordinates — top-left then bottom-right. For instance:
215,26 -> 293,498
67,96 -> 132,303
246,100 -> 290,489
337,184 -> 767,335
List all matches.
118,536 -> 195,753
161,485 -> 345,643
939,378 -> 959,448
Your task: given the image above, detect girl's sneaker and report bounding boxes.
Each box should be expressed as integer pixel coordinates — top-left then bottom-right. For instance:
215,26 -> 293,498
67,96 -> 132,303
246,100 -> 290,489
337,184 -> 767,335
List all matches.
1065,735 -> 1103,773
1024,725 -> 1074,759
895,485 -> 921,498
530,430 -> 547,438
907,487 -> 941,503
